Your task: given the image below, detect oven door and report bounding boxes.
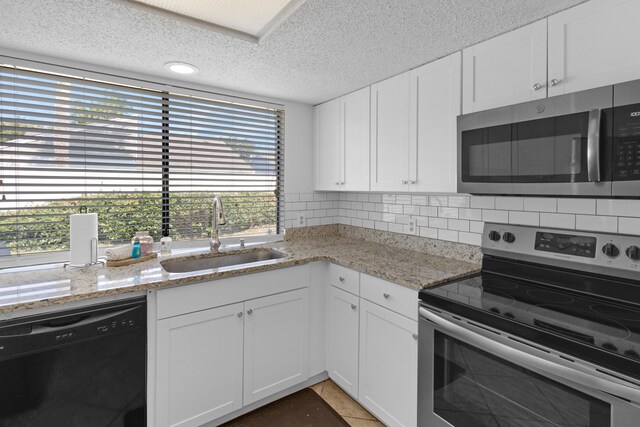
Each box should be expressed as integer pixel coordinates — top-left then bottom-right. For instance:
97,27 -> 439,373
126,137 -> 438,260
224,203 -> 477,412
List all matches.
418,307 -> 640,427
457,85 -> 613,196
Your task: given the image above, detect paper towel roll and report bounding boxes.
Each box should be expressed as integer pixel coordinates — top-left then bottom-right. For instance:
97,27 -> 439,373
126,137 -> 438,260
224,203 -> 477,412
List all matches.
69,213 -> 98,265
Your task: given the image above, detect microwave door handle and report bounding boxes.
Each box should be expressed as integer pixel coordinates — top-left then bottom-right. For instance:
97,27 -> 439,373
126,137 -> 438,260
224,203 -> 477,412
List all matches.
419,307 -> 640,404
587,109 -> 601,182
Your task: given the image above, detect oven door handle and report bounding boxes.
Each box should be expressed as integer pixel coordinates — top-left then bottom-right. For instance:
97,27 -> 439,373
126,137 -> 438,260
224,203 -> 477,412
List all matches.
587,108 -> 601,182
419,307 -> 640,404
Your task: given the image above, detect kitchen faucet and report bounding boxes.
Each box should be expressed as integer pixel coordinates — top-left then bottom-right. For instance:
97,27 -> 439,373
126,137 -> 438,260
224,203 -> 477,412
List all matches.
210,195 -> 227,253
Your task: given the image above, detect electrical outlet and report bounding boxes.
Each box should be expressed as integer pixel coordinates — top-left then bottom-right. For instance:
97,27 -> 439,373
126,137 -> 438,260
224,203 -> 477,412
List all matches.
298,213 -> 307,227
406,217 -> 418,236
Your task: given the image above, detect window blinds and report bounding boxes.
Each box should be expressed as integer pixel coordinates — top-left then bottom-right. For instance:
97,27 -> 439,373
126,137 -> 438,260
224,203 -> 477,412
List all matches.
0,64 -> 284,256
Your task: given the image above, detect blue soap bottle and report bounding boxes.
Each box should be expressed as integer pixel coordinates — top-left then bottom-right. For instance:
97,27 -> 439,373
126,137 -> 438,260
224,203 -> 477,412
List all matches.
132,238 -> 142,259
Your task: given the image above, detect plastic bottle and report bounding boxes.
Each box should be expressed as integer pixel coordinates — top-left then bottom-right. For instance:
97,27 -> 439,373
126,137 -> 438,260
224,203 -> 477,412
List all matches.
133,231 -> 154,256
132,237 -> 142,259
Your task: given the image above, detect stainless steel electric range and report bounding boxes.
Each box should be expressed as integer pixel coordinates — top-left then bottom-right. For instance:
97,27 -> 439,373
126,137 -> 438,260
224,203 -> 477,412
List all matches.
418,223 -> 640,427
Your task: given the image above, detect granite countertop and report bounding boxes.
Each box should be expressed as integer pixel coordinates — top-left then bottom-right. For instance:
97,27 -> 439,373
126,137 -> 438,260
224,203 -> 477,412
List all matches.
0,235 -> 481,314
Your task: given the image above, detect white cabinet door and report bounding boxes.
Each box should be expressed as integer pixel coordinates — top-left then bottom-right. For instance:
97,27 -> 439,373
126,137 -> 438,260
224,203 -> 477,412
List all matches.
243,288 -> 310,405
342,87 -> 370,191
548,0 -> 640,97
462,20 -> 547,113
327,285 -> 360,398
359,299 -> 418,427
370,72 -> 411,192
315,98 -> 341,191
156,303 -> 244,427
410,52 -> 461,193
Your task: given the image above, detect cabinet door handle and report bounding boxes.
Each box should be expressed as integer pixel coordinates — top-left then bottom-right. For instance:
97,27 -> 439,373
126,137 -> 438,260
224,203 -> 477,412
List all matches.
401,180 -> 408,185
247,309 -> 253,315
412,333 -> 418,341
335,182 -> 340,185
237,312 -> 243,318
339,276 -> 345,282
532,83 -> 543,91
351,304 -> 357,310
409,180 -> 416,184
383,293 -> 390,299
549,78 -> 561,87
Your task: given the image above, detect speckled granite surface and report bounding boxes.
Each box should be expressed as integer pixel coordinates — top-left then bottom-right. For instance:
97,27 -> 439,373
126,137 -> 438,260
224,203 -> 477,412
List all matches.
0,226 -> 481,314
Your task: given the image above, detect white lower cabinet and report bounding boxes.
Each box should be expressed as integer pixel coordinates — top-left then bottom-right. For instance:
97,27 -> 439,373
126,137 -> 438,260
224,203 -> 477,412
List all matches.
153,268 -> 310,427
243,288 -> 310,405
326,285 -> 360,397
156,303 -> 245,427
359,299 -> 418,427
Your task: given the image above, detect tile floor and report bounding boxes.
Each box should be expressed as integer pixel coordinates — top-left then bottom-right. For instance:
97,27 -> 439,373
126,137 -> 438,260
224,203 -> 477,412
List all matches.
310,379 -> 385,427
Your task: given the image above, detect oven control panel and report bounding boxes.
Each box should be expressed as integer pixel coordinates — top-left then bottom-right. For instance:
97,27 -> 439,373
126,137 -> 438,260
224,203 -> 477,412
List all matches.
482,223 -> 640,281
534,232 -> 597,258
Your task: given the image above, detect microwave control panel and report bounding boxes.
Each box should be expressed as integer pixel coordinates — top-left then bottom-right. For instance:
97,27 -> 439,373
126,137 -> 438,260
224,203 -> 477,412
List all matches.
614,103 -> 640,181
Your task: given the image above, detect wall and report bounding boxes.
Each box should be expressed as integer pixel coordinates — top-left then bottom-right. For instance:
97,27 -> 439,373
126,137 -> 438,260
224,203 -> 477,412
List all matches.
285,191 -> 640,245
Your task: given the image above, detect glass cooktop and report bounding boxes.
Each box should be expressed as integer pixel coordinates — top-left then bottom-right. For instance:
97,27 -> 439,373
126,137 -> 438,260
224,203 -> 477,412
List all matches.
420,266 -> 640,381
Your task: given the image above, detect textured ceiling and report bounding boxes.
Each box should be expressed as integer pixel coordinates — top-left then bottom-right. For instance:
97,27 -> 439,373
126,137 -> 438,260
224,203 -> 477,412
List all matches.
0,0 -> 587,105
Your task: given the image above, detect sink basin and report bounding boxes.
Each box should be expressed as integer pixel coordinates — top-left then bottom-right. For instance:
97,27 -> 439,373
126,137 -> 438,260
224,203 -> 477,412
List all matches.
161,249 -> 285,273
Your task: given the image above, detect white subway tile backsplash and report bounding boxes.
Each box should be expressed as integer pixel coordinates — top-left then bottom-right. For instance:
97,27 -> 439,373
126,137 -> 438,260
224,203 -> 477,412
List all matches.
470,196 -> 495,209
558,198 -> 596,215
411,195 -> 428,205
419,227 -> 438,239
448,219 -> 470,232
470,221 -> 484,234
509,211 -> 539,226
396,194 -> 412,205
619,217 -> 640,235
438,229 -> 459,242
540,213 -> 576,229
448,196 -> 470,208
597,200 -> 640,217
368,194 -> 383,203
495,197 -> 524,211
429,196 -> 448,206
459,208 -> 482,221
404,204 -> 421,215
429,217 -> 448,229
576,215 -> 618,233
438,207 -> 459,219
420,206 -> 438,217
523,197 -> 557,213
459,232 -> 482,246
482,210 -> 509,223
286,192 -> 640,249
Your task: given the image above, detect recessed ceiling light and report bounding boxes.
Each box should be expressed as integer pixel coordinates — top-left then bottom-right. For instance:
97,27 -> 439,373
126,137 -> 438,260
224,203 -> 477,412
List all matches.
164,62 -> 199,75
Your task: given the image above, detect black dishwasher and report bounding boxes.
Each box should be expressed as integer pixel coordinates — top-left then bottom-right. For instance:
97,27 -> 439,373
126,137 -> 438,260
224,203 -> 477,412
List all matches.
0,296 -> 146,427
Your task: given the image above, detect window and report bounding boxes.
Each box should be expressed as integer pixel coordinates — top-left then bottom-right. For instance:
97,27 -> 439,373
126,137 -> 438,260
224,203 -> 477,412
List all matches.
0,64 -> 284,259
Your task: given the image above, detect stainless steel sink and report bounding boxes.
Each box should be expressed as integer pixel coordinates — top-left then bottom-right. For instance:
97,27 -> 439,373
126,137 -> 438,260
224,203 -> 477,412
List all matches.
160,249 -> 285,273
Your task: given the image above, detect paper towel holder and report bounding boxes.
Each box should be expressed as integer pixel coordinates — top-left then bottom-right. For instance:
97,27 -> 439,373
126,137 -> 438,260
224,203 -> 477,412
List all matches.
65,206 -> 104,268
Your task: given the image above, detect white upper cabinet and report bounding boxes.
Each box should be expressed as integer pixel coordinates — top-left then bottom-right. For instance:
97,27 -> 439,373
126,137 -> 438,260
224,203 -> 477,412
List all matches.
409,52 -> 462,193
462,20 -> 548,114
370,72 -> 412,192
342,87 -> 370,191
548,0 -> 640,97
314,88 -> 370,191
314,98 -> 341,191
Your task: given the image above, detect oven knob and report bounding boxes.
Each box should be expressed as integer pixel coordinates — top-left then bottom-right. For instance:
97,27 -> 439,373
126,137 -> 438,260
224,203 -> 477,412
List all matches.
502,232 -> 516,244
625,245 -> 640,261
488,231 -> 501,242
602,243 -> 620,258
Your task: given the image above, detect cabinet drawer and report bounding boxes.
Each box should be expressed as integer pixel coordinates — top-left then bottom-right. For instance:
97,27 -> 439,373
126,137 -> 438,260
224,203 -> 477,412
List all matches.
360,274 -> 418,321
329,264 -> 360,295
156,265 -> 309,319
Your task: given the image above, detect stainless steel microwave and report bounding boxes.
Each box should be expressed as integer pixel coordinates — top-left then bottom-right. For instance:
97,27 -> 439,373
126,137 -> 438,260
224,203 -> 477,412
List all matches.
457,80 -> 640,197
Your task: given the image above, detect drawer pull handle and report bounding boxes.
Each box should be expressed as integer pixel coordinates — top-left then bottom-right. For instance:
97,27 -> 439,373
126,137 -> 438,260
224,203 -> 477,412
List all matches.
383,293 -> 390,299
351,304 -> 357,310
237,312 -> 243,318
412,333 -> 418,341
339,276 -> 345,282
247,309 -> 253,315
